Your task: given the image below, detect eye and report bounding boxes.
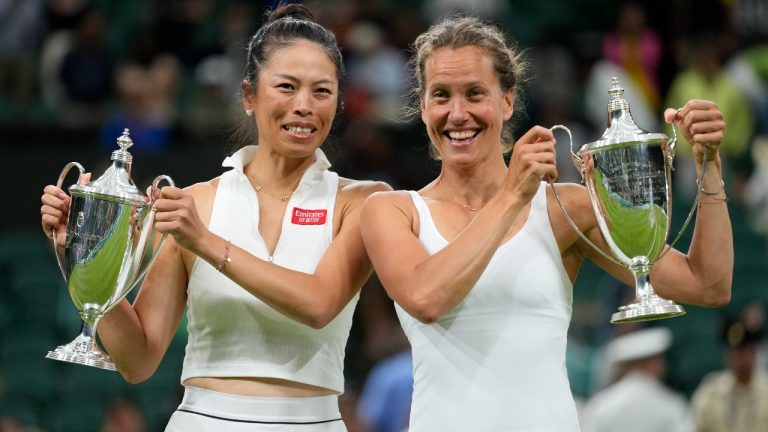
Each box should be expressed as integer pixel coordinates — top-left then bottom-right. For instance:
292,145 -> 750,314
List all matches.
431,89 -> 448,101
468,88 -> 485,99
277,83 -> 295,91
315,87 -> 333,95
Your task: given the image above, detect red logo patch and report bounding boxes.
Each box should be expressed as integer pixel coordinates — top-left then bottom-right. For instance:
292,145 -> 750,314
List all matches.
291,208 -> 327,225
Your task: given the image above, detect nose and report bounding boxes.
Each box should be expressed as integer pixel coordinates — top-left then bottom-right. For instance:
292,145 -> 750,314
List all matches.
447,97 -> 470,124
294,89 -> 312,117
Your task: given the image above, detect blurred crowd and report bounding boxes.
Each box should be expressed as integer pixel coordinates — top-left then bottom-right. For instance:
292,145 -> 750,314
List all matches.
1,0 -> 768,431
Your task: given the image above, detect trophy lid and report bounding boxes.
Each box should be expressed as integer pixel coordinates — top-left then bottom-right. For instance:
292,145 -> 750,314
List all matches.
582,77 -> 668,152
69,129 -> 146,204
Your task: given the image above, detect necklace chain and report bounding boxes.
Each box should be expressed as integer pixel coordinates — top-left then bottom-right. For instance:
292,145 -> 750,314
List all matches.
248,173 -> 294,202
450,196 -> 484,211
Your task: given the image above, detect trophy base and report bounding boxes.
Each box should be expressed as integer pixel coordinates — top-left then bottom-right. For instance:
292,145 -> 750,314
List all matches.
611,297 -> 686,324
45,334 -> 117,371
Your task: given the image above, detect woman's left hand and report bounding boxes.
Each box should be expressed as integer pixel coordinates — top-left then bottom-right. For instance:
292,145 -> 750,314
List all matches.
153,186 -> 208,253
664,99 -> 725,164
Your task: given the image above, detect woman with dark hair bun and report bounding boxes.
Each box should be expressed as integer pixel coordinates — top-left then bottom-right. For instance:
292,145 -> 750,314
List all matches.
41,4 -> 388,430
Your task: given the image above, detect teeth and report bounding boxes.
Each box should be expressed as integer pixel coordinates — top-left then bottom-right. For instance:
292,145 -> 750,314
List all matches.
448,130 -> 476,140
287,126 -> 312,135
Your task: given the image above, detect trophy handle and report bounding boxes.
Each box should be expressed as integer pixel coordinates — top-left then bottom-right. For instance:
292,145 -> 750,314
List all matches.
130,174 -> 176,290
548,125 -> 624,267
52,162 -> 86,282
658,146 -> 710,259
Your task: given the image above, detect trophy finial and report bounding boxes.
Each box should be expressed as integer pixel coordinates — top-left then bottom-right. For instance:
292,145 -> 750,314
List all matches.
608,77 -> 624,100
607,77 -> 629,113
116,128 -> 133,151
111,128 -> 134,164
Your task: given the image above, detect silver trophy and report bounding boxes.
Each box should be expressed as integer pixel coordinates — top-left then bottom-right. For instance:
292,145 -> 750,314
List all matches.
47,129 -> 174,370
551,78 -> 707,324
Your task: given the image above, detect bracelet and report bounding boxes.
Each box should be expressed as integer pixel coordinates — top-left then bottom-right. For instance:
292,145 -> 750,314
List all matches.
217,240 -> 232,272
696,179 -> 726,196
698,195 -> 729,205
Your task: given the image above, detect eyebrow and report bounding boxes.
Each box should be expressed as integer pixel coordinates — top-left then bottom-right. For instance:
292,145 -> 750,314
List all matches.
274,73 -> 336,86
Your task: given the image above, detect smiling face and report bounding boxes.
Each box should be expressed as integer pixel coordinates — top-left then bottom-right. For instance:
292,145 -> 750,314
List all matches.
244,40 -> 339,158
420,45 -> 514,164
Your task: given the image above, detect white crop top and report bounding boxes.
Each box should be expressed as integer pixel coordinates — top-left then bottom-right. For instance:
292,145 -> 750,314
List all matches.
397,182 -> 580,431
180,146 -> 358,393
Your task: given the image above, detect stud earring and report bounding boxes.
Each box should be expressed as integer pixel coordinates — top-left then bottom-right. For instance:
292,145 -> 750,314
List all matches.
245,109 -> 253,117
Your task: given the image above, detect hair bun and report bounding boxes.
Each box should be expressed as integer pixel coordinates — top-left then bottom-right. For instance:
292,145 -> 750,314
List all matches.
267,3 -> 316,23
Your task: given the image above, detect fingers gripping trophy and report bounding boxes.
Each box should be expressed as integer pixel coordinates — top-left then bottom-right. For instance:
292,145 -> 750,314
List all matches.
46,129 -> 174,370
551,78 -> 710,324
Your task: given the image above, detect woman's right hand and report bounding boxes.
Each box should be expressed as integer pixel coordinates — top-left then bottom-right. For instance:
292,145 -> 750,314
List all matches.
41,173 -> 91,245
505,125 -> 558,203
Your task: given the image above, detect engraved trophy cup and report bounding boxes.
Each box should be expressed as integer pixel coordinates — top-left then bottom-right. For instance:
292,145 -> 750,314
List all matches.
46,129 -> 174,370
550,78 -> 707,324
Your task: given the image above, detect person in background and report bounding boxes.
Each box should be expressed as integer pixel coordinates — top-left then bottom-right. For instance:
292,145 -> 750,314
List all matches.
360,15 -> 732,431
581,327 -> 694,432
41,4 -> 388,430
691,308 -> 768,432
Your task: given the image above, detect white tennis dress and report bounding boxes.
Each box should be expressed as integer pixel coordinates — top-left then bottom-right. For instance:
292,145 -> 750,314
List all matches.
398,182 -> 581,431
166,146 -> 355,431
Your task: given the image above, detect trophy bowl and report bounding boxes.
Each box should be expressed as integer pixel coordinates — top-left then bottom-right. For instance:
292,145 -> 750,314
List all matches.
47,129 -> 174,370
550,78 -> 702,324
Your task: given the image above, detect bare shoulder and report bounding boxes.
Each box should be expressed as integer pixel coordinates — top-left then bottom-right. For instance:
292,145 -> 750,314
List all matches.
338,177 -> 393,205
184,177 -> 221,203
546,181 -> 596,232
547,182 -> 590,211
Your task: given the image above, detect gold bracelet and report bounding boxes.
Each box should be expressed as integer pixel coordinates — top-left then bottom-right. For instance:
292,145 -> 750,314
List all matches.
696,179 -> 726,196
698,194 -> 728,205
217,240 -> 232,272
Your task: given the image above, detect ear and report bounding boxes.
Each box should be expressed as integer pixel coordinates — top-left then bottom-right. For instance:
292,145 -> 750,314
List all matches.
503,88 -> 514,121
242,79 -> 255,111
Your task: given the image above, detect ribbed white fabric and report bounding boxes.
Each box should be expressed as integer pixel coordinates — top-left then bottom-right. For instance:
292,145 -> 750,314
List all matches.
165,387 -> 346,431
180,146 -> 358,394
398,182 -> 580,431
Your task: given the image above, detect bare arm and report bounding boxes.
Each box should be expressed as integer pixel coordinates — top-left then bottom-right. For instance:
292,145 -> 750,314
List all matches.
651,100 -> 732,306
361,126 -> 558,323
96,234 -> 189,383
154,180 -> 391,330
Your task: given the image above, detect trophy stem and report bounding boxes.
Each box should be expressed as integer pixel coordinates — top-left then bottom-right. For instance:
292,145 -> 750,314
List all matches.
45,305 -> 117,371
611,259 -> 686,324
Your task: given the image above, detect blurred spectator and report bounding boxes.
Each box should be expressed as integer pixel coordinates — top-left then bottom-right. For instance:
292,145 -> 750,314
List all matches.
151,0 -> 215,70
343,20 -> 408,123
528,41 -> 590,183
729,0 -> 768,46
38,0 -> 91,111
44,0 -> 90,33
357,350 -> 412,432
690,306 -> 768,432
584,61 -> 659,135
601,1 -> 662,112
99,46 -> 180,154
101,397 -> 146,432
58,8 -> 115,129
664,30 -> 754,199
0,0 -> 44,110
745,136 -> 768,237
183,54 -> 240,139
581,326 -> 694,432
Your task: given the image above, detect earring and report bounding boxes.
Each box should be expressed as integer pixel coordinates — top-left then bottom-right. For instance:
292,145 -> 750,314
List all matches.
245,109 -> 253,117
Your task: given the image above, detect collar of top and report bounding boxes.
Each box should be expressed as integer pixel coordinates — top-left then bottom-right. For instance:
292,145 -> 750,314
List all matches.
222,145 -> 331,191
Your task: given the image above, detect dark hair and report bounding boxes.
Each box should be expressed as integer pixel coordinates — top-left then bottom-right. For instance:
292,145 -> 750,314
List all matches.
403,15 -> 528,159
231,3 -> 345,150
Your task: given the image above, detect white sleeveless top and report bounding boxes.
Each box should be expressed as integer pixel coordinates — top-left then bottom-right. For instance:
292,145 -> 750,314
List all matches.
180,146 -> 358,393
398,182 -> 580,431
